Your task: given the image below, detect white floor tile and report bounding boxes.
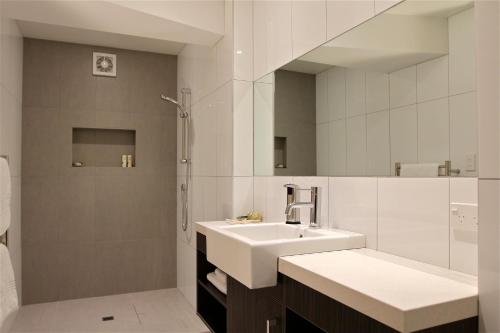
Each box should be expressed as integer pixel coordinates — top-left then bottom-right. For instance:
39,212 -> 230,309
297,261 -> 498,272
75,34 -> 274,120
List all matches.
9,289 -> 207,333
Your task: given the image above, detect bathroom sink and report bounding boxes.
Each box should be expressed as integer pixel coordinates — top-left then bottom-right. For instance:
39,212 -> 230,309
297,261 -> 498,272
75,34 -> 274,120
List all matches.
203,222 -> 365,289
222,223 -> 325,241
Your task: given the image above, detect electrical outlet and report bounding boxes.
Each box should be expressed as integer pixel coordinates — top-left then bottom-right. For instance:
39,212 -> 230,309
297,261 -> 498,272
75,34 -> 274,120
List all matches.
465,153 -> 476,171
450,203 -> 478,231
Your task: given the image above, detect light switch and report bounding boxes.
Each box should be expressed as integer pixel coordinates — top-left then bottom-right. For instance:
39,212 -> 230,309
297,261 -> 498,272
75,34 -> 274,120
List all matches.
465,153 -> 476,171
450,203 -> 478,231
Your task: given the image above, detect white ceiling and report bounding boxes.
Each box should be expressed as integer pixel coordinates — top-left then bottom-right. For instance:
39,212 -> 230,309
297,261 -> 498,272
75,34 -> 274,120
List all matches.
289,0 -> 473,74
5,0 -> 225,55
17,20 -> 185,55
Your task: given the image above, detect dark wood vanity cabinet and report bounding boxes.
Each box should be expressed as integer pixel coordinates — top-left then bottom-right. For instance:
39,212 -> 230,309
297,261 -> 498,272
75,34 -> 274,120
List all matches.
227,276 -> 283,333
196,232 -> 478,333
197,232 -> 282,333
282,276 -> 478,333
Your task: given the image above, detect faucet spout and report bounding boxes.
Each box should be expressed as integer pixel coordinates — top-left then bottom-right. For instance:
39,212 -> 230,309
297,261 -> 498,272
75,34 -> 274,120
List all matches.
283,186 -> 320,228
285,202 -> 313,215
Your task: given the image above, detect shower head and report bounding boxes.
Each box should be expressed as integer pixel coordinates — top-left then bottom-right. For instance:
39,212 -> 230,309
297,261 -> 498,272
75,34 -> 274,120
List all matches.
160,94 -> 179,105
160,94 -> 187,116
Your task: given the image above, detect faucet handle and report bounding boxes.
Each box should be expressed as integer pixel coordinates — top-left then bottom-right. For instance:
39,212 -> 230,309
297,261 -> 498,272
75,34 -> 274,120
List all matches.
283,184 -> 298,188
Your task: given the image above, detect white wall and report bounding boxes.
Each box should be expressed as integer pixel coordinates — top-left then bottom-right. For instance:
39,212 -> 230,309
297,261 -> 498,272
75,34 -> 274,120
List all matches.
253,0 -> 401,80
177,0 -> 488,327
0,0 -> 23,314
177,0 -> 254,308
315,8 -> 476,178
475,1 -> 500,332
253,176 -> 477,275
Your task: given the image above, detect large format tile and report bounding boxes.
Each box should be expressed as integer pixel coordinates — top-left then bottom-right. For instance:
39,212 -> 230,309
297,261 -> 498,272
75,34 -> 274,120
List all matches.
253,0 -> 293,78
450,92 -> 477,177
326,0 -> 374,40
315,71 -> 328,124
233,0 -> 253,81
346,69 -> 366,117
389,66 -> 416,108
215,0 -> 233,88
417,98 -> 449,163
58,242 -> 97,301
329,177 -> 377,249
21,176 -> 62,245
378,178 -> 450,268
215,82 -> 233,177
22,243 -> 61,304
327,67 -> 346,121
449,8 -> 475,96
12,289 -> 206,332
346,115 -> 366,176
233,177 -> 254,218
292,0 -> 327,58
416,55 -> 448,103
58,175 -> 96,243
389,104 -> 417,174
366,110 -> 390,176
233,80 -> 253,177
365,71 -> 389,114
316,122 -> 329,176
329,119 -> 346,176
450,178 -> 478,275
478,179 -> 500,333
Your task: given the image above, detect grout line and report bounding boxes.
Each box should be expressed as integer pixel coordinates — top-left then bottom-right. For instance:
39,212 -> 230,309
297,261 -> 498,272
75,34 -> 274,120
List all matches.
132,304 -> 142,325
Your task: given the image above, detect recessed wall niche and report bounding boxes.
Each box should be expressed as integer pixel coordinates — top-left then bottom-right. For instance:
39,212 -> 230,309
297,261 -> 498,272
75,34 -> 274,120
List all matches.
72,127 -> 136,167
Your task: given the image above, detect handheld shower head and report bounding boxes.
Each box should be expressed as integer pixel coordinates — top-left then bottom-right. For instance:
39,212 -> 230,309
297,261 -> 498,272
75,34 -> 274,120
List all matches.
160,94 -> 187,117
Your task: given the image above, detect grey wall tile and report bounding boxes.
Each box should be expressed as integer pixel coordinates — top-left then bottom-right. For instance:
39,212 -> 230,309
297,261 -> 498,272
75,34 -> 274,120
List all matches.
22,108 -> 65,177
59,175 -> 96,242
22,243 -> 61,304
23,39 -> 61,108
21,176 -> 62,245
58,242 -> 97,300
22,39 -> 177,303
94,174 -> 130,242
59,44 -> 97,112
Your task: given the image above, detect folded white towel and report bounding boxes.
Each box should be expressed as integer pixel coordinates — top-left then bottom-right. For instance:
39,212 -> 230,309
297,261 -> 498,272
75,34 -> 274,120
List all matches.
0,244 -> 18,333
214,268 -> 227,285
0,158 -> 11,236
207,272 -> 227,295
400,163 -> 440,177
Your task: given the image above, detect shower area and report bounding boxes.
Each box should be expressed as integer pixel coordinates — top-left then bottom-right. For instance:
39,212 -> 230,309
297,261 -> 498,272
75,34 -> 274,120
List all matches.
21,39 -> 180,304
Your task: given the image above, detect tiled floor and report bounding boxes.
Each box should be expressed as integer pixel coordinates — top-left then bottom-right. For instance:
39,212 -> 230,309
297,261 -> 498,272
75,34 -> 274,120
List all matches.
10,289 -> 208,333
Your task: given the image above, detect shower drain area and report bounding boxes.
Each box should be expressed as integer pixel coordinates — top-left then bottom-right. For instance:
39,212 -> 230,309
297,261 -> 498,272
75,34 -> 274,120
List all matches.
9,289 -> 208,332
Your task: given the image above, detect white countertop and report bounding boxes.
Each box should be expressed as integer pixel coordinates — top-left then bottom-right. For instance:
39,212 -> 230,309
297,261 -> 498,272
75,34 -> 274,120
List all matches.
279,249 -> 478,333
195,220 -> 231,235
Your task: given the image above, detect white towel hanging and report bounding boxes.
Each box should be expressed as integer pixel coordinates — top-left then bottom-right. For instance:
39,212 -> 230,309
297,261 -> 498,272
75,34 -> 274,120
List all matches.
0,157 -> 11,237
399,163 -> 440,177
0,244 -> 18,333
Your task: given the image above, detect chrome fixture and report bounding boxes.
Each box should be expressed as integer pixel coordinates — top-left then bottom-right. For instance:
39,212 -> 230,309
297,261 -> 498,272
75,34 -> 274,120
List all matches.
161,88 -> 191,232
395,160 -> 460,177
284,186 -> 320,228
284,184 -> 300,224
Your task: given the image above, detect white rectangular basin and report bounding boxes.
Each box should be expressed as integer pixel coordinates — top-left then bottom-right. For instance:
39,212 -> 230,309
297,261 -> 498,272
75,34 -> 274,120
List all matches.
204,222 -> 365,289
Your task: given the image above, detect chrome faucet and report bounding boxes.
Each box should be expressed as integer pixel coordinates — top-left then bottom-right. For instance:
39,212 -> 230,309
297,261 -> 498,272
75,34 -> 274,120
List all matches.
284,186 -> 320,228
284,184 -> 300,224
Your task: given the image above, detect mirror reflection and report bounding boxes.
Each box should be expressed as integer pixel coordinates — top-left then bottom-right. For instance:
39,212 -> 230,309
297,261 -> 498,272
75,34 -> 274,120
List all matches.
254,0 -> 476,178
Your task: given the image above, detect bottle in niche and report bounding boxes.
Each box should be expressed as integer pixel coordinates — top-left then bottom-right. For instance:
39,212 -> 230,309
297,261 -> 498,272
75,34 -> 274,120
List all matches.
127,155 -> 133,168
122,155 -> 127,168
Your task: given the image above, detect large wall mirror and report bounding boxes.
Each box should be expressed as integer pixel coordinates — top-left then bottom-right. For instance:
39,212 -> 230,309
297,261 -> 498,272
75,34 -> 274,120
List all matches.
254,0 -> 476,177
